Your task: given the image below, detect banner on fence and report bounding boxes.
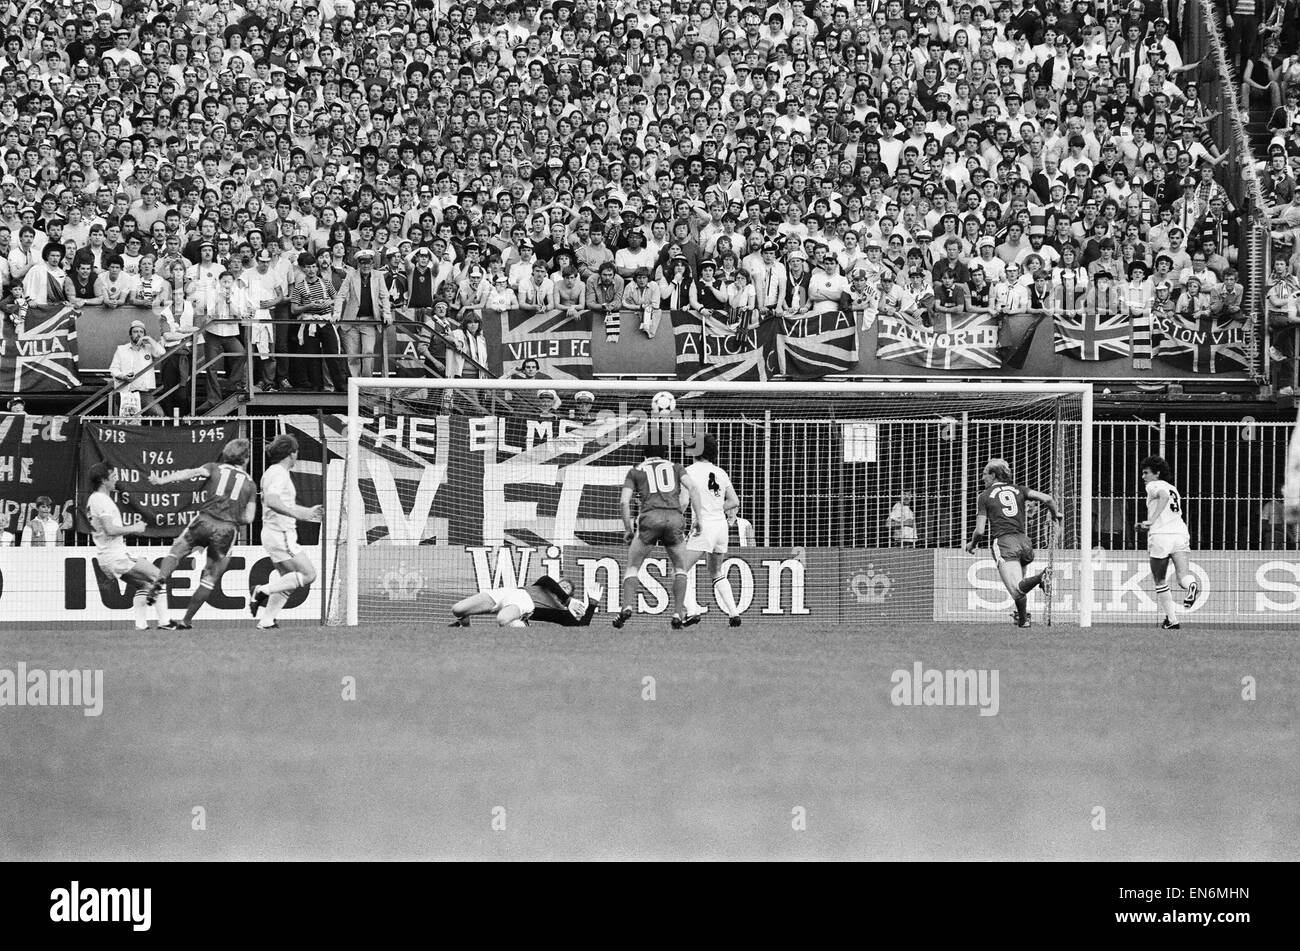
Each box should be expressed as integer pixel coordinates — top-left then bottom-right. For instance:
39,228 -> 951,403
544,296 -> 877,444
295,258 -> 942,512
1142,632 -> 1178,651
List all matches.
0,304 -> 80,392
492,307 -> 593,379
0,413 -> 79,538
935,550 -> 1300,624
77,420 -> 242,536
777,306 -> 859,379
0,545 -> 319,622
586,308 -> 1254,380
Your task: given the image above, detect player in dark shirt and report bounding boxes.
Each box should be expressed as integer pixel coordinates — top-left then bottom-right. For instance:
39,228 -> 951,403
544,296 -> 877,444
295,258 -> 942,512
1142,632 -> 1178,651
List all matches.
613,442 -> 705,630
146,438 -> 258,629
965,457 -> 1064,628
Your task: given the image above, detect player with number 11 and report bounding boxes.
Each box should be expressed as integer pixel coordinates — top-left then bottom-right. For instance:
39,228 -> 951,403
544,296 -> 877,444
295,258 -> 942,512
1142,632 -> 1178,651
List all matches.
146,438 -> 258,630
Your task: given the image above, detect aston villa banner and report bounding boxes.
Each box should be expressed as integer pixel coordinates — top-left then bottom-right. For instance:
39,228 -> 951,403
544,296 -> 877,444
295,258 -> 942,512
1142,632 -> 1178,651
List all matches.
778,306 -> 859,379
493,307 -> 593,379
671,309 -> 773,381
77,420 -> 242,537
1155,313 -> 1249,373
875,312 -> 1000,371
0,304 -> 80,392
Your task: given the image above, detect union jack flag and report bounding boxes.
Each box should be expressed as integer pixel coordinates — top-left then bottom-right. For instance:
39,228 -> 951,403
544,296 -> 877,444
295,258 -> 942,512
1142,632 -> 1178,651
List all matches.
875,312 -> 1001,371
0,304 -> 80,392
1053,311 -> 1132,361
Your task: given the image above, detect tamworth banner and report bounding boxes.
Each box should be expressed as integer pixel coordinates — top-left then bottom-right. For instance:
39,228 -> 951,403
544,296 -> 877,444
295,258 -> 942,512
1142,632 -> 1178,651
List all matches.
0,414 -> 79,538
588,307 -> 1256,380
77,420 -> 241,537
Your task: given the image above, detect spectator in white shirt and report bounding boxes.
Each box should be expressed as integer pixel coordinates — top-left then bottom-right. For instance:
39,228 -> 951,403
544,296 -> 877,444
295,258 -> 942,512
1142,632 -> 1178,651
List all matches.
109,320 -> 166,416
21,497 -> 66,547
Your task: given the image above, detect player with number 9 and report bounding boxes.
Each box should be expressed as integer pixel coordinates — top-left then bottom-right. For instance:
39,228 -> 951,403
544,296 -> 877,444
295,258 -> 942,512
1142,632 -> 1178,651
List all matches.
612,442 -> 706,629
965,458 -> 1063,629
146,438 -> 258,629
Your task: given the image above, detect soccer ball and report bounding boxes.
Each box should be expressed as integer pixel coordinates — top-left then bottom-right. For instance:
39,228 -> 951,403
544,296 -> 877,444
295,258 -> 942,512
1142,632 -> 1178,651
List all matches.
651,391 -> 676,415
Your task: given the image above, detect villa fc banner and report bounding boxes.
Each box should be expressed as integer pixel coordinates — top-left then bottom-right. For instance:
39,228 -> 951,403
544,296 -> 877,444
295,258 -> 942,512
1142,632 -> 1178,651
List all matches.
493,307 -> 593,379
1155,313 -> 1249,373
875,312 -> 1000,370
0,304 -> 80,392
778,306 -> 858,379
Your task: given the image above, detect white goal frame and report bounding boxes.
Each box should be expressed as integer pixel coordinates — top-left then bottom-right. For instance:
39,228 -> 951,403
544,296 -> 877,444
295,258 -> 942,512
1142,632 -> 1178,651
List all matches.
345,379 -> 1094,628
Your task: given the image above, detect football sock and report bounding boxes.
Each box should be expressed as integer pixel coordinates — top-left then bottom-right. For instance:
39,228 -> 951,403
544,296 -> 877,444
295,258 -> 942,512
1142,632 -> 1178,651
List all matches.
1156,584 -> 1177,623
713,576 -> 738,616
184,581 -> 214,624
1018,573 -> 1044,594
153,589 -> 170,625
133,591 -> 149,629
672,569 -> 688,616
621,569 -> 639,614
1013,594 -> 1027,622
263,571 -> 304,595
261,592 -> 290,625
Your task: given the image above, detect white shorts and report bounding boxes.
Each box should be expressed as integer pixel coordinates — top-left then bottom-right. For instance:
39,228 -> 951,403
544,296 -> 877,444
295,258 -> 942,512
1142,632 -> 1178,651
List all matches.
1148,532 -> 1191,560
261,526 -> 302,564
487,587 -> 535,619
96,549 -> 139,581
686,520 -> 729,554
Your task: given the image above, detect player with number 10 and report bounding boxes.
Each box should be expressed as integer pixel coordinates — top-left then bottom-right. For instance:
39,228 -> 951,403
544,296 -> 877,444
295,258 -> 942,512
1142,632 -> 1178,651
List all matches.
613,441 -> 706,630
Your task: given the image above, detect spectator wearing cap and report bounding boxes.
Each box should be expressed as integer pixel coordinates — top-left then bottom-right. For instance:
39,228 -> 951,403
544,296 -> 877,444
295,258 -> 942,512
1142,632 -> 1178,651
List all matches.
333,249 -> 393,378
109,319 -> 165,417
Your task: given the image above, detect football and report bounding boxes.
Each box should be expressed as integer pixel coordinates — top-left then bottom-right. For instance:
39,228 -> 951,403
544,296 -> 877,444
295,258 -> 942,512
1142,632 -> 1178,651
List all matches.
651,391 -> 676,414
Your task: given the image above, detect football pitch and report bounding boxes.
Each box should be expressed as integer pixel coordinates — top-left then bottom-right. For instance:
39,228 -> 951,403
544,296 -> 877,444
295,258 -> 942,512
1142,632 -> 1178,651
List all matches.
1,619 -> 1295,861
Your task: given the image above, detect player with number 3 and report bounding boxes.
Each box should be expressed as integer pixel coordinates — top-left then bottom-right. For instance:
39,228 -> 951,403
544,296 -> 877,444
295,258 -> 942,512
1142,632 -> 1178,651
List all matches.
146,438 -> 258,630
966,458 -> 1064,629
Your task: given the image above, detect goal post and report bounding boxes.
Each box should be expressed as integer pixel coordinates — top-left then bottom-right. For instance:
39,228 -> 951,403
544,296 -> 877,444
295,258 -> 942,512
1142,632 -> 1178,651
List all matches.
337,378 -> 1094,628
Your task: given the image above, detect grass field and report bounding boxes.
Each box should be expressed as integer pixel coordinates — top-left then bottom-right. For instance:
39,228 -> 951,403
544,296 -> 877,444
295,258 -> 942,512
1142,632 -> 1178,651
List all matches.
1,618 -> 1296,861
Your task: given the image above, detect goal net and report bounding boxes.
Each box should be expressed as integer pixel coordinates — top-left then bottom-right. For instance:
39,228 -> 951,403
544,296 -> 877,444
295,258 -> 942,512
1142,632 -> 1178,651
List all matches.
328,380 -> 1093,628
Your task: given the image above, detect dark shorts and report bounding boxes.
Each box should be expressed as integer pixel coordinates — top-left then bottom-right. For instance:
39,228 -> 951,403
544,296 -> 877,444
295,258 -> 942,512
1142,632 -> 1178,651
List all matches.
174,513 -> 238,562
637,508 -> 686,547
993,533 -> 1035,567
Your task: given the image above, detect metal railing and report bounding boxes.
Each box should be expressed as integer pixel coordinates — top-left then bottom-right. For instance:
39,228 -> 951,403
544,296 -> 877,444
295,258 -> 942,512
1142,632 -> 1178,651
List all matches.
70,313 -> 491,418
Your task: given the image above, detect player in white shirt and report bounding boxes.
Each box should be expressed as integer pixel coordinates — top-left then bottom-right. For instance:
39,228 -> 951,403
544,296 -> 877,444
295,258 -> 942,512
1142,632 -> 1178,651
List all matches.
249,435 -> 323,630
680,434 -> 743,626
85,463 -> 171,630
1139,455 -> 1199,630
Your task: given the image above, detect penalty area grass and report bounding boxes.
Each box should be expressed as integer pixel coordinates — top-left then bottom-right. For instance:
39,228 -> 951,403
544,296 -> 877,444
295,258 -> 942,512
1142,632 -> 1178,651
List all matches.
0,619 -> 1294,860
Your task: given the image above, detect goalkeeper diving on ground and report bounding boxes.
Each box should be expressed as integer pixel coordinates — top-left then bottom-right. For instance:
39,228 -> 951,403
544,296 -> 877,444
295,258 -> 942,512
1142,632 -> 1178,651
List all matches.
449,576 -> 604,628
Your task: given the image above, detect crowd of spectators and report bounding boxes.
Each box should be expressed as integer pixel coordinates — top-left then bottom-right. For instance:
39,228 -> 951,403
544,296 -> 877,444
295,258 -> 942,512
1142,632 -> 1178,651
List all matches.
0,0 -> 1264,406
